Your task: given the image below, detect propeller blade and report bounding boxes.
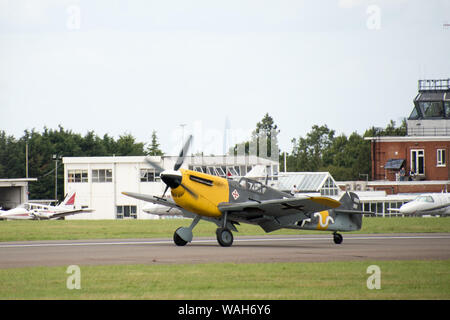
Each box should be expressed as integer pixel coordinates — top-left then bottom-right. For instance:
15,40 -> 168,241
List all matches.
174,135 -> 193,171
144,157 -> 165,173
161,185 -> 170,198
180,183 -> 198,199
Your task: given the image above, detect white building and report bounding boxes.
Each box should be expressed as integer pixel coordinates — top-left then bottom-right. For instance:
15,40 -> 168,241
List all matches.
0,178 -> 37,210
63,155 -> 279,220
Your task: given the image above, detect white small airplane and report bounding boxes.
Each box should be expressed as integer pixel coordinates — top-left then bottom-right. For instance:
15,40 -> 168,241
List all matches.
391,193 -> 450,216
0,192 -> 94,220
143,198 -> 183,217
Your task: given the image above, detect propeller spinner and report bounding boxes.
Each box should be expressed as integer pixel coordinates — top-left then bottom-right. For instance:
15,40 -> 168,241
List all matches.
145,135 -> 197,199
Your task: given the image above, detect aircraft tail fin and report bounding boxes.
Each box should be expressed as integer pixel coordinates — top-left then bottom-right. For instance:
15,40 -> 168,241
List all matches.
333,191 -> 364,230
60,192 -> 76,208
298,192 -> 364,232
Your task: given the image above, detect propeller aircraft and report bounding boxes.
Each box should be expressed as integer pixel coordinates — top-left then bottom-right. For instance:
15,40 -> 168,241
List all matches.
123,135 -> 365,247
0,192 -> 94,220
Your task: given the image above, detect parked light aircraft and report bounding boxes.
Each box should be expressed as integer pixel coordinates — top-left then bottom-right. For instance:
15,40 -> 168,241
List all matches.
391,193 -> 450,216
123,136 -> 365,247
0,192 -> 93,220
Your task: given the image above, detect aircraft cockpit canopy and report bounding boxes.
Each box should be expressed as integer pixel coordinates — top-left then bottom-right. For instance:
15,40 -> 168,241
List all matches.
238,177 -> 267,194
415,195 -> 435,203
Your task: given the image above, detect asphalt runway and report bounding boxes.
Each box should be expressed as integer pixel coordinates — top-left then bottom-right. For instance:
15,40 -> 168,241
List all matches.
1,233 -> 450,268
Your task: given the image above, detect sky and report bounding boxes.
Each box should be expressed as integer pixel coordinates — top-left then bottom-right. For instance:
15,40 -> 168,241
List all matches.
1,0 -> 449,156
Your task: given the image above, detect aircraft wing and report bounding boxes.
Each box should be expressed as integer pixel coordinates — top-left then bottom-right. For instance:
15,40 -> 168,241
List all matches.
122,192 -> 181,209
122,191 -> 197,219
218,196 -> 341,232
48,208 -> 94,219
218,196 -> 341,216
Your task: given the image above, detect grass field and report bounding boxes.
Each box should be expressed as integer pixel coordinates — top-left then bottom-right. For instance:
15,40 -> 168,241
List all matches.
1,217 -> 449,300
0,260 -> 449,299
0,217 -> 449,242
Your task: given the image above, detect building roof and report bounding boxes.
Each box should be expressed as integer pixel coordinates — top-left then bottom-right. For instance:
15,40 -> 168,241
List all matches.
277,172 -> 335,192
63,155 -> 278,166
384,159 -> 405,170
364,135 -> 450,142
0,178 -> 37,187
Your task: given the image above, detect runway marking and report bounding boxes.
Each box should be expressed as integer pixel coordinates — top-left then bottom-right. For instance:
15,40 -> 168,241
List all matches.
0,234 -> 449,248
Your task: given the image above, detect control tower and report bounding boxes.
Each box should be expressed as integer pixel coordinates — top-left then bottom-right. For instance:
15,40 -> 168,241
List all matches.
408,79 -> 450,136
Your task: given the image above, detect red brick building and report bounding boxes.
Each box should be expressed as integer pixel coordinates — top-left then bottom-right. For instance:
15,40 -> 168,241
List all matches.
368,136 -> 449,181
365,79 -> 450,194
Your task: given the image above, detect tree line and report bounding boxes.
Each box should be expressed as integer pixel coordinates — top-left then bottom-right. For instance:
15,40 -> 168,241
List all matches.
0,116 -> 405,200
0,126 -> 163,201
230,113 -> 406,181
285,118 -> 406,180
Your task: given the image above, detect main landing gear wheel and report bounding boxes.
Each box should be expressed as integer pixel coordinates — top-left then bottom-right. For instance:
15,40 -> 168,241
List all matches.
216,228 -> 234,247
333,232 -> 343,245
173,227 -> 188,246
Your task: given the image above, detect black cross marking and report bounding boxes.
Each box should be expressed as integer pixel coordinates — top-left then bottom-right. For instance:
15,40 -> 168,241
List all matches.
281,203 -> 304,211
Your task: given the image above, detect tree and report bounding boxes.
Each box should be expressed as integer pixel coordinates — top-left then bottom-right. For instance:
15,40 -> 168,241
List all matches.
364,119 -> 407,137
0,127 -> 147,200
115,134 -> 146,156
290,125 -> 335,172
254,113 -> 279,158
288,125 -> 371,180
230,113 -> 280,160
146,131 -> 164,156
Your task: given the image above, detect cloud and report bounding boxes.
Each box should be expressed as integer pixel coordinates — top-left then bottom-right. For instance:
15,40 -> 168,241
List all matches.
0,0 -> 77,29
338,0 -> 364,9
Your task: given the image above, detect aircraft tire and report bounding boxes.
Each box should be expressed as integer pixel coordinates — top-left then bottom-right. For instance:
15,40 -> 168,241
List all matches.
173,228 -> 188,246
333,232 -> 343,245
216,228 -> 233,247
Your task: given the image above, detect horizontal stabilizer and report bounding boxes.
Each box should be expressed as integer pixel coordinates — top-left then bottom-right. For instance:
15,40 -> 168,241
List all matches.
334,209 -> 366,215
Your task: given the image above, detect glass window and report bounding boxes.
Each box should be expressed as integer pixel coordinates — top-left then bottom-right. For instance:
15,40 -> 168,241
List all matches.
370,203 -> 376,214
411,149 -> 425,175
140,169 -> 156,182
227,167 -> 238,176
106,169 -> 112,182
445,102 -> 450,118
416,196 -> 434,203
68,170 -> 88,183
437,149 -> 446,166
116,206 -> 123,219
215,167 -> 225,176
99,170 -> 105,181
376,203 -> 383,214
116,205 -> 137,219
408,106 -> 420,120
320,177 -> 339,197
419,101 -> 444,118
92,169 -> 113,183
363,203 -> 370,212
